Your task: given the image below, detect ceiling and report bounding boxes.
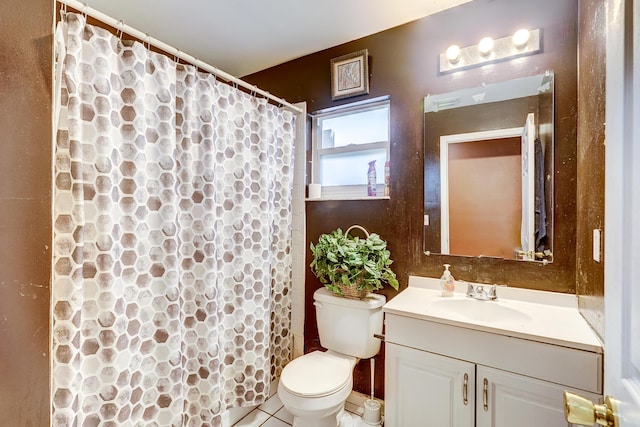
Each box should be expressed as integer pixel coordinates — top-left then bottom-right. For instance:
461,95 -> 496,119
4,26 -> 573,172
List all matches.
80,0 -> 472,77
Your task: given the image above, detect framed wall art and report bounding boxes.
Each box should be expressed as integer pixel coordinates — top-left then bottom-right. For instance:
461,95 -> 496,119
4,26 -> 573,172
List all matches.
330,49 -> 369,100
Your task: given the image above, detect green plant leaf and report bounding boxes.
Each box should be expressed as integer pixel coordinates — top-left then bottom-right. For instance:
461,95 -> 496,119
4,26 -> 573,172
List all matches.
310,227 -> 399,295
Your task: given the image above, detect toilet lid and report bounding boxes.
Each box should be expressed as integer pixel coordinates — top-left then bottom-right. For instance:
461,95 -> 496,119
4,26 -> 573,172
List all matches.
280,351 -> 352,397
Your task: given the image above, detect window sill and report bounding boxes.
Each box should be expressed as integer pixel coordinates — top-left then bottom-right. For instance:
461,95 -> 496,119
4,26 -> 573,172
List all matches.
306,196 -> 390,201
307,184 -> 388,201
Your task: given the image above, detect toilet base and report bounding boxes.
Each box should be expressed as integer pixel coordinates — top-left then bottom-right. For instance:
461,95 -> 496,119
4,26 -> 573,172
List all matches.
291,406 -> 345,427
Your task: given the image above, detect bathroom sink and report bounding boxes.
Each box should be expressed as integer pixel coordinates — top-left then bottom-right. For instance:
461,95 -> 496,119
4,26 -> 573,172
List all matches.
383,278 -> 604,353
429,298 -> 533,324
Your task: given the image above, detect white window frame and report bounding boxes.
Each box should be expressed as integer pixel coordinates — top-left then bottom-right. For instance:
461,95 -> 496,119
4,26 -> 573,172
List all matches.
311,96 -> 390,200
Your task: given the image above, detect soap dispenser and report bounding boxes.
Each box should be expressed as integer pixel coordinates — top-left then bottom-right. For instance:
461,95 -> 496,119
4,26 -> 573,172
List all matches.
440,264 -> 455,297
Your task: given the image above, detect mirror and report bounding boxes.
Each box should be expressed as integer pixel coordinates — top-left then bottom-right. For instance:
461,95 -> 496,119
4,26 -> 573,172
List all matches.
423,72 -> 554,263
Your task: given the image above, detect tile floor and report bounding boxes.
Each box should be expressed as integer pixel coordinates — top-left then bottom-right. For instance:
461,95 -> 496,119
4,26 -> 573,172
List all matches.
232,386 -> 377,427
232,392 -> 293,427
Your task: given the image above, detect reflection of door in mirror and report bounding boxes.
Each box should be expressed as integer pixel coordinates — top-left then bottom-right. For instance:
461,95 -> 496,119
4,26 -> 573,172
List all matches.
520,113 -> 536,260
441,128 -> 524,258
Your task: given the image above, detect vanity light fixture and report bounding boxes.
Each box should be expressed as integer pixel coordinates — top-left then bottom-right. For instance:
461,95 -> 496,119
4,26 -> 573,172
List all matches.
439,28 -> 541,73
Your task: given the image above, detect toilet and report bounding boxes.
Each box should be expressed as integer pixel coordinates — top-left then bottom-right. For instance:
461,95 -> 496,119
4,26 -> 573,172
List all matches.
278,287 -> 386,427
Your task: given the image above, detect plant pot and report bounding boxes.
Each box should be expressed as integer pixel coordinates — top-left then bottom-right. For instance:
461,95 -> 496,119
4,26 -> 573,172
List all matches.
335,283 -> 369,300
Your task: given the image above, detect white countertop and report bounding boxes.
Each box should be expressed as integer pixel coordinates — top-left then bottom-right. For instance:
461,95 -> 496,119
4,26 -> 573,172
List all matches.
382,276 -> 603,353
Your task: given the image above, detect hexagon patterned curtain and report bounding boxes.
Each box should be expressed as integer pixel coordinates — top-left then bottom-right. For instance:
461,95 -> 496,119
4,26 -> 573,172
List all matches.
53,13 -> 295,426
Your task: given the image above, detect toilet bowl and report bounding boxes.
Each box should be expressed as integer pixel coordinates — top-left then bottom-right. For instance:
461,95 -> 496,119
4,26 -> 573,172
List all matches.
278,288 -> 386,427
278,350 -> 356,427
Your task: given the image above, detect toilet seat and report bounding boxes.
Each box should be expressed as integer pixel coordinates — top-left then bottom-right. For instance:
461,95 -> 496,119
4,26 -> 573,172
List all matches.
280,351 -> 353,398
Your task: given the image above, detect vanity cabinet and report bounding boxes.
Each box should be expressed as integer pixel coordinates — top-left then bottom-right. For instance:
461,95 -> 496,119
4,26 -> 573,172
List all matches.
384,313 -> 602,427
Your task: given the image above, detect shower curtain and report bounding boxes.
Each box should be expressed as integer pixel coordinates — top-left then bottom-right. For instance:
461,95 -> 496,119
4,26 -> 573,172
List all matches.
52,13 -> 295,426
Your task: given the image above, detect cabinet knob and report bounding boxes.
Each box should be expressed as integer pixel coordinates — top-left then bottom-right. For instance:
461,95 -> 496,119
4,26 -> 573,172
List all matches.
563,391 -> 620,427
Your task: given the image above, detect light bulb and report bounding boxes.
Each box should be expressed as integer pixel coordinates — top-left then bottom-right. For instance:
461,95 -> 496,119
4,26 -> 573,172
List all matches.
478,37 -> 494,56
446,44 -> 461,64
512,29 -> 530,48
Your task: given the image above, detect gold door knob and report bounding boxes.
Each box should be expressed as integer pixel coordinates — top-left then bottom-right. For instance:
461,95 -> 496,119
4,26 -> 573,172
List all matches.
563,391 -> 620,426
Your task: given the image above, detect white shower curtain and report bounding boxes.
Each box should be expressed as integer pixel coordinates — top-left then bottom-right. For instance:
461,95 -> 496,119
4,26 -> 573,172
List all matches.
52,13 -> 295,426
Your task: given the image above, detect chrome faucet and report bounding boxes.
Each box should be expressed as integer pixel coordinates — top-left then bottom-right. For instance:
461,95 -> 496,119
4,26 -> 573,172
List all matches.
466,283 -> 497,301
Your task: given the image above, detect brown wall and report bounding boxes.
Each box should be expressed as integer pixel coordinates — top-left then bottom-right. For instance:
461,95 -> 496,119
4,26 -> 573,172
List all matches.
0,0 -> 53,424
246,0 -> 579,397
576,0 -> 606,340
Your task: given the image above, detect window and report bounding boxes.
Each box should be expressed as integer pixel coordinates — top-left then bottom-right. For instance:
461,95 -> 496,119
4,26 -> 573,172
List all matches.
311,97 -> 390,199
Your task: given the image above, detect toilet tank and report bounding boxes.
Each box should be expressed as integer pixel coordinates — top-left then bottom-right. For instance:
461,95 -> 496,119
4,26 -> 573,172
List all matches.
313,287 -> 386,359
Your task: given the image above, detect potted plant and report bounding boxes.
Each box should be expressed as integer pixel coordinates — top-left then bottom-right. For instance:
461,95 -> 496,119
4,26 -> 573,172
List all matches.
310,225 -> 399,299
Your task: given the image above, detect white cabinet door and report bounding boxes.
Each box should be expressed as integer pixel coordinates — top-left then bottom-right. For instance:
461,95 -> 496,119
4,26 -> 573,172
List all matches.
385,343 -> 475,427
475,366 -> 601,427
